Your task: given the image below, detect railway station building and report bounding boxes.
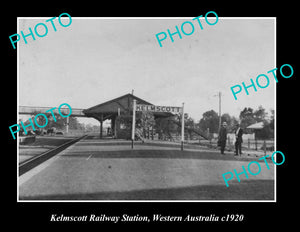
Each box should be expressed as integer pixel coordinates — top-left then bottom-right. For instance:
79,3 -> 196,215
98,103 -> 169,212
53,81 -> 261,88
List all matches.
82,93 -> 173,139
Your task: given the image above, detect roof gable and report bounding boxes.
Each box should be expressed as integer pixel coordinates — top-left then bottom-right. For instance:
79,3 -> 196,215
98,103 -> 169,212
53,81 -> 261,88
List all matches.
83,93 -> 152,115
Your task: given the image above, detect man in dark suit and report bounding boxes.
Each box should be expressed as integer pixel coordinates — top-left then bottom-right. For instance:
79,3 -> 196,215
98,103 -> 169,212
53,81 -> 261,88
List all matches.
218,122 -> 227,155
235,123 -> 243,156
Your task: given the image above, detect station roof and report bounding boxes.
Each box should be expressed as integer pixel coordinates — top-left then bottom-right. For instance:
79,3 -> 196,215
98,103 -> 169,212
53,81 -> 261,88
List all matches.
247,122 -> 264,129
82,93 -> 172,121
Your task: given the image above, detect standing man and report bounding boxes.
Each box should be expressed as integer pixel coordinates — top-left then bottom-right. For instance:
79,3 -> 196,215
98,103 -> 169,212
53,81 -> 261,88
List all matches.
235,123 -> 243,156
218,122 -> 227,155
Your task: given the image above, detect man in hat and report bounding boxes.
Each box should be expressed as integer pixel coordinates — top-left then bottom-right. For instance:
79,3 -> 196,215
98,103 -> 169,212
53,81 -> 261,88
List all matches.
218,121 -> 227,155
234,123 -> 243,156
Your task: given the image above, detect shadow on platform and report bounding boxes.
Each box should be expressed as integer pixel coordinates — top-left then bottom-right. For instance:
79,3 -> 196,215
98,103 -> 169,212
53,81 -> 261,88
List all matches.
61,149 -> 272,163
20,180 -> 274,201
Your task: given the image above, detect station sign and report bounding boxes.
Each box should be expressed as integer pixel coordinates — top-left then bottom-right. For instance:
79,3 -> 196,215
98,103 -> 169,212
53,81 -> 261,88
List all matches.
135,104 -> 182,114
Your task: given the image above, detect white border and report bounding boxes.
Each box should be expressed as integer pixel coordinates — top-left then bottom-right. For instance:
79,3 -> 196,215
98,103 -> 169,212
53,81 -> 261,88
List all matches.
17,17 -> 277,203
17,18 -> 20,201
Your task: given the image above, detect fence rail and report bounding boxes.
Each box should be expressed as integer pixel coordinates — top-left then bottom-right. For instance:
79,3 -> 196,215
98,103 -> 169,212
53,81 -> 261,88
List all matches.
153,133 -> 274,153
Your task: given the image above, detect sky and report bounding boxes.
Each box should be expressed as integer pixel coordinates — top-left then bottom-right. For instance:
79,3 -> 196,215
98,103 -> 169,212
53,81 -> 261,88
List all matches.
18,17 -> 275,125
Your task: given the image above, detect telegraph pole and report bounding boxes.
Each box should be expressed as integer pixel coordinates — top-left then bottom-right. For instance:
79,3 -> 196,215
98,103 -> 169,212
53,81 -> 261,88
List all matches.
66,116 -> 69,134
213,91 -> 222,131
218,91 -> 221,131
131,100 -> 136,149
181,102 -> 185,151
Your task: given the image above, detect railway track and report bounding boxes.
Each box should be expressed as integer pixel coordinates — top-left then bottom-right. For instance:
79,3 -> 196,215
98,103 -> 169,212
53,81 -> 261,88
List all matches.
19,134 -> 87,176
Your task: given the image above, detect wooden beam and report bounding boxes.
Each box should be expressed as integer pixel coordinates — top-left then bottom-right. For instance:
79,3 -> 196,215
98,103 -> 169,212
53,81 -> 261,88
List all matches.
100,114 -> 103,139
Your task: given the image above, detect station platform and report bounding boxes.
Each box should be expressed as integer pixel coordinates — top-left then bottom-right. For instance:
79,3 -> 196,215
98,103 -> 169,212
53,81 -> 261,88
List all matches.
19,134 -> 275,201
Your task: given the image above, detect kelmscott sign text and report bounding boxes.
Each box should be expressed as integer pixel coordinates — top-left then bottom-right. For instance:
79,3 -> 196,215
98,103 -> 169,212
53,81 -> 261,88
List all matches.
135,104 -> 182,114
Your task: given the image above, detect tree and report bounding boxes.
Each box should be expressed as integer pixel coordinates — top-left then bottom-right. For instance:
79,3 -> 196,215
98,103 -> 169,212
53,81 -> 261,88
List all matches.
68,117 -> 84,130
85,123 -> 100,132
239,107 -> 256,128
43,113 -> 66,130
27,112 -> 84,133
185,113 -> 195,128
198,110 -> 219,133
253,105 -> 267,122
269,109 -> 274,130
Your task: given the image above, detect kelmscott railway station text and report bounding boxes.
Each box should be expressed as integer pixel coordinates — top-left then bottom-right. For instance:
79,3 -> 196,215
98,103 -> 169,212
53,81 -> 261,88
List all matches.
50,213 -> 244,223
